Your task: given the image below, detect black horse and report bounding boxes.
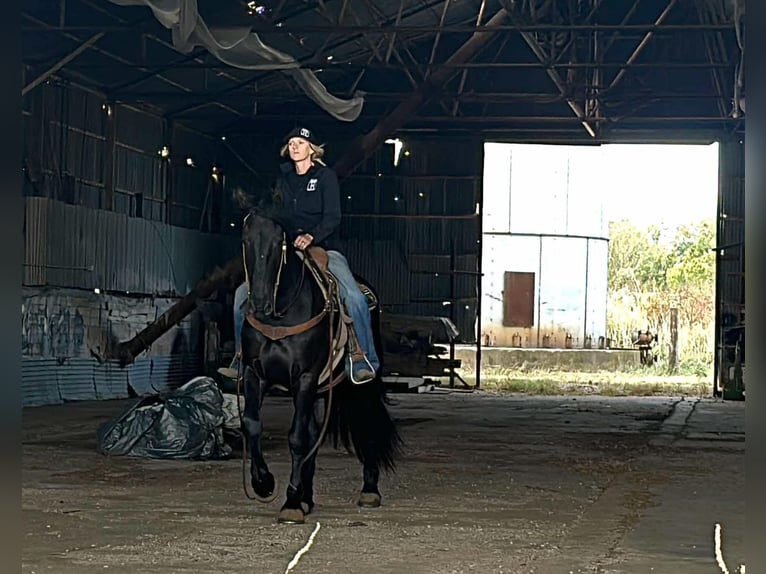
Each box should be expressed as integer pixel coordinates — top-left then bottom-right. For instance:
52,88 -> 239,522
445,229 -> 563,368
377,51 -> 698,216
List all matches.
238,209 -> 401,524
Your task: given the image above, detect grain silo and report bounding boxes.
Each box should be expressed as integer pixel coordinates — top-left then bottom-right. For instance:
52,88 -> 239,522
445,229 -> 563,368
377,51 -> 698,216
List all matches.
481,143 -> 609,349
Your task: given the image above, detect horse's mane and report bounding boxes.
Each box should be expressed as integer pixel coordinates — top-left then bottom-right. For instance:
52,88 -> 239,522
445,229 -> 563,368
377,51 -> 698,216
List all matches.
234,186 -> 295,238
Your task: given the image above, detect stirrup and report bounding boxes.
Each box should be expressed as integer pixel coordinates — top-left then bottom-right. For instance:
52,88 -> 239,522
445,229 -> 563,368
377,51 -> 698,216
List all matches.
348,355 -> 376,385
217,366 -> 239,380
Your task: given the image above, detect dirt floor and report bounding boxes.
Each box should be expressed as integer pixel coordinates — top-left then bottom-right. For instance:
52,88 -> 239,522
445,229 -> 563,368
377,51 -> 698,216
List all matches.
22,390 -> 745,574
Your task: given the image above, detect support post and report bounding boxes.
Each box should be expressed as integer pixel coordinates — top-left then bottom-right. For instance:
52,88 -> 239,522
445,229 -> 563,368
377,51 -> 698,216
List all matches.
449,237 -> 456,388
669,307 -> 678,372
112,255 -> 244,366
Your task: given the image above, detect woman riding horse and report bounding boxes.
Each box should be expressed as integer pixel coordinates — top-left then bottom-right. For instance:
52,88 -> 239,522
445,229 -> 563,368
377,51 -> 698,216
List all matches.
233,128 -> 401,524
224,127 -> 379,385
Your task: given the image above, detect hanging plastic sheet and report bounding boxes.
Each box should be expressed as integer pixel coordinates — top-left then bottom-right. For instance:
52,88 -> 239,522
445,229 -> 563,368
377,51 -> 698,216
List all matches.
108,0 -> 364,121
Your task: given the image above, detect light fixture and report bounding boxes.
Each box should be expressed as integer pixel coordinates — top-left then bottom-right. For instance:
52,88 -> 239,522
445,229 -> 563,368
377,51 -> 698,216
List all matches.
385,137 -> 404,166
247,2 -> 266,15
212,165 -> 220,182
347,195 -> 352,200
186,157 -> 195,167
418,192 -> 424,198
94,288 -> 101,294
393,196 -> 400,202
326,55 -> 334,61
221,135 -> 226,141
158,146 -> 170,159
229,222 -> 236,228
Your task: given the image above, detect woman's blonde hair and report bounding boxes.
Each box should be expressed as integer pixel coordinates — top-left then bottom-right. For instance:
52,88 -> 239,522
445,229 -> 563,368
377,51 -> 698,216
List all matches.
280,140 -> 326,165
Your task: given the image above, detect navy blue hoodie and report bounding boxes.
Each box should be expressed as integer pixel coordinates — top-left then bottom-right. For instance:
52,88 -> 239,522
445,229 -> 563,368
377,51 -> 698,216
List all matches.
273,162 -> 342,250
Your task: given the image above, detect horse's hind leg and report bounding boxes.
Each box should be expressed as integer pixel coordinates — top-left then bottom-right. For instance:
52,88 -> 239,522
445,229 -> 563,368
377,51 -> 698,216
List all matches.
298,400 -> 320,515
358,449 -> 382,508
242,366 -> 276,502
278,373 -> 316,524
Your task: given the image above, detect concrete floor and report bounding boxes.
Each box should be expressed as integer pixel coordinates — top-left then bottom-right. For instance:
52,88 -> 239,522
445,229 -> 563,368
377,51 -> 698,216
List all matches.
22,391 -> 745,574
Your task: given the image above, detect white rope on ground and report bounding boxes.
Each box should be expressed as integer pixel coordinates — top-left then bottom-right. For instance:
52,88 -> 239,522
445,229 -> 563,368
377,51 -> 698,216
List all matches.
714,523 -> 730,574
714,522 -> 746,574
285,522 -> 321,574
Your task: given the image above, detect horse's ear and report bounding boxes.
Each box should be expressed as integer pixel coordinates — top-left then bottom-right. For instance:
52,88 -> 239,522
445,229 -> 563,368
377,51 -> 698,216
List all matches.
232,186 -> 256,209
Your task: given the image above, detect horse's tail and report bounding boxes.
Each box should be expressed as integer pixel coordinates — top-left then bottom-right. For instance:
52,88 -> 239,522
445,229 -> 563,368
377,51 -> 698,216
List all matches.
325,291 -> 402,473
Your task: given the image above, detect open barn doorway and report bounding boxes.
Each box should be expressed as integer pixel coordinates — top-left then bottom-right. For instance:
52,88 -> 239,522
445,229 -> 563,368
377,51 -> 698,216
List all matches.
476,142 -> 720,395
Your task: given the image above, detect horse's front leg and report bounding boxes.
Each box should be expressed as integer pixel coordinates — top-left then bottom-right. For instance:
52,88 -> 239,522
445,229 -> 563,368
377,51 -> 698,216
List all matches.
278,372 -> 317,524
299,399 -> 321,515
242,365 -> 276,502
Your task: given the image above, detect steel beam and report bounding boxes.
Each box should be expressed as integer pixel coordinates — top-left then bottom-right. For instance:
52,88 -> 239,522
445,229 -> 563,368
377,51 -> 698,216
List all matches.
333,8 -> 509,178
498,0 -> 596,137
24,23 -> 737,33
427,0 -> 452,74
385,0 -> 406,64
600,0 -> 643,59
452,0 -> 487,116
112,90 -> 728,103
22,32 -> 105,96
607,0 -> 678,92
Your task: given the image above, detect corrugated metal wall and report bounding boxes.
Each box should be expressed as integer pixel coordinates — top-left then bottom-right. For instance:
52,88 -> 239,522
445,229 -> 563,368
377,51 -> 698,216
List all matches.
340,137 -> 483,342
22,79 -> 233,406
23,197 -> 239,296
21,355 -> 202,407
714,139 -> 745,396
23,80 -> 226,231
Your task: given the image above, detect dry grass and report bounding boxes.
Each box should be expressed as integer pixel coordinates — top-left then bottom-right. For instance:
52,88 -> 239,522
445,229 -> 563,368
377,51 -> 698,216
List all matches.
454,366 -> 712,397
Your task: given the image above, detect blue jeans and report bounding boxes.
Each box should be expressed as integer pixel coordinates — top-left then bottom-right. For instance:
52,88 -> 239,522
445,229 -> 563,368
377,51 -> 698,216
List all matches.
233,281 -> 248,365
327,250 -> 380,372
231,250 -> 380,372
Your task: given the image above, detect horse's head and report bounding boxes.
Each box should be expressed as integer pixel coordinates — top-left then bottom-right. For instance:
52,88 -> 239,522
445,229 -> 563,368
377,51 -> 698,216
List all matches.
242,210 -> 289,316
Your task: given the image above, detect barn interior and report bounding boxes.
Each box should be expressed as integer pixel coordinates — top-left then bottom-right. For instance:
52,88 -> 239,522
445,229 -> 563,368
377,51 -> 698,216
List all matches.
22,0 -> 746,572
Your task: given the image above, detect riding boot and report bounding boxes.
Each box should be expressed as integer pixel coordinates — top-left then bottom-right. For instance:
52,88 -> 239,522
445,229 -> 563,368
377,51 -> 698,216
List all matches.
346,327 -> 375,384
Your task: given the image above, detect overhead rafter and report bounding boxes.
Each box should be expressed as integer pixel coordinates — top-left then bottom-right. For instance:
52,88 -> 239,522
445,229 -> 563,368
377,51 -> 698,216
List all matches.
333,7 -> 510,178
606,0 -> 679,92
22,32 -> 105,96
498,0 -> 597,138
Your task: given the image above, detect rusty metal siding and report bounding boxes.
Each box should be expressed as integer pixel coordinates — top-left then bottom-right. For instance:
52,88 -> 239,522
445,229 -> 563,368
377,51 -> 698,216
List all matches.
23,197 -> 239,295
339,137 -> 482,341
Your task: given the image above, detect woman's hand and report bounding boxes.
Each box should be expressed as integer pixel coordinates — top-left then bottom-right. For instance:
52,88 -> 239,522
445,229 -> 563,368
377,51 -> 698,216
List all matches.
294,233 -> 314,250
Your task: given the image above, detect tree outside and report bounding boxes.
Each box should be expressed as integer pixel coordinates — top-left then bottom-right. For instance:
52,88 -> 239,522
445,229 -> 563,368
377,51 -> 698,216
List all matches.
606,219 -> 716,376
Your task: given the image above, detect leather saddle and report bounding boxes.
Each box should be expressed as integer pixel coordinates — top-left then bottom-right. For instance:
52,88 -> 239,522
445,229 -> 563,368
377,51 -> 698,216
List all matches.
301,246 -> 377,311
296,246 -> 377,388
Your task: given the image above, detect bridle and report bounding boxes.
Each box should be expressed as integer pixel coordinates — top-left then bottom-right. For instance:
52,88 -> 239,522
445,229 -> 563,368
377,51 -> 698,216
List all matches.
244,231 -> 306,319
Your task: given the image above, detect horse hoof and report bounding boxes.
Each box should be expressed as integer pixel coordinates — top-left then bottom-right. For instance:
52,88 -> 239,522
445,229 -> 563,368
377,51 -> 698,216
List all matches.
357,492 -> 381,508
277,508 -> 305,524
252,474 -> 278,503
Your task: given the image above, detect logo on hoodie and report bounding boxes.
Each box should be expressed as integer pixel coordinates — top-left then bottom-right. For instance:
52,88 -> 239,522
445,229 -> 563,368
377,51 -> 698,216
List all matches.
306,178 -> 318,192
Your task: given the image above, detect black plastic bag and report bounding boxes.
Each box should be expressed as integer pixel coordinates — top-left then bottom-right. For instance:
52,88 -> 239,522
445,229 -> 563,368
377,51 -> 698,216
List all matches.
97,376 -> 233,460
